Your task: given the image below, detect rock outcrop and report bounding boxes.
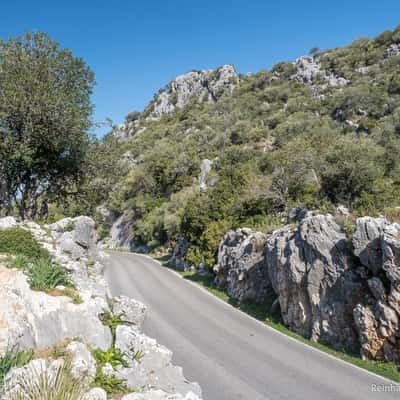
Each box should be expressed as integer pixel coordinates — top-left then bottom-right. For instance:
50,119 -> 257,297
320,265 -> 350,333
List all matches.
0,216 -> 202,399
384,43 -> 400,59
266,213 -> 362,349
148,65 -> 238,120
211,210 -> 400,362
100,210 -> 148,253
214,228 -> 273,303
292,56 -> 350,87
113,65 -> 238,140
352,218 -> 400,362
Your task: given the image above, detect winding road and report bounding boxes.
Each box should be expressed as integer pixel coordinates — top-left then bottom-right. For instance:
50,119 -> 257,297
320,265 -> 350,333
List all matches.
106,251 -> 398,400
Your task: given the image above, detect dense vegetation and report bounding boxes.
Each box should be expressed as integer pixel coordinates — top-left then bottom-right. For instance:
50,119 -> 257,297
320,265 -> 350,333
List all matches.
73,25 -> 400,267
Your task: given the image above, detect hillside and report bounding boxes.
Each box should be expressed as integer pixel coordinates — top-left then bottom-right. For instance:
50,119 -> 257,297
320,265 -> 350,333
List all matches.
82,25 -> 400,269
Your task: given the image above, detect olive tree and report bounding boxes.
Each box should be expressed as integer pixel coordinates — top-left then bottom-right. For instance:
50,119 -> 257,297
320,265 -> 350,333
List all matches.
0,32 -> 95,219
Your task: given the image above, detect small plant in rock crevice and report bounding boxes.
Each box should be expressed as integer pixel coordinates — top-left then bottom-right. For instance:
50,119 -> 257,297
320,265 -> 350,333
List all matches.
0,345 -> 34,387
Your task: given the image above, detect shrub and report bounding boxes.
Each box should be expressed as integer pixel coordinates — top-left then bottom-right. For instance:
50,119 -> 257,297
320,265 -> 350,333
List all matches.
27,259 -> 72,291
0,228 -> 49,260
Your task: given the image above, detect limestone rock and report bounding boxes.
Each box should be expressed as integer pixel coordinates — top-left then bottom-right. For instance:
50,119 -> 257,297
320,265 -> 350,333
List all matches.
292,56 -> 350,87
115,326 -> 202,398
67,341 -> 97,382
384,43 -> 400,59
353,216 -> 387,273
0,266 -> 111,352
353,221 -> 400,362
198,159 -> 213,192
83,388 -> 108,400
148,65 -> 237,120
113,295 -> 147,329
266,214 -> 361,349
0,217 -> 18,230
214,228 -> 272,302
169,237 -> 190,271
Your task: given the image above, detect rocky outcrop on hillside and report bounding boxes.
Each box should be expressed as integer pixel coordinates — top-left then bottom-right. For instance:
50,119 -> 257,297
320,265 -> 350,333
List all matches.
148,65 -> 238,120
292,56 -> 350,87
100,210 -> 149,253
112,65 -> 238,140
214,228 -> 273,303
0,217 -> 202,399
212,210 -> 400,362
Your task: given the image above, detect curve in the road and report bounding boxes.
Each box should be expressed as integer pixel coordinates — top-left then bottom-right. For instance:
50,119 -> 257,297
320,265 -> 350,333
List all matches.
106,251 -> 397,400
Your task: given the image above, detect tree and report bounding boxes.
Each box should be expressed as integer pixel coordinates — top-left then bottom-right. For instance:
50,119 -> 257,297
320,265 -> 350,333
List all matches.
0,32 -> 95,219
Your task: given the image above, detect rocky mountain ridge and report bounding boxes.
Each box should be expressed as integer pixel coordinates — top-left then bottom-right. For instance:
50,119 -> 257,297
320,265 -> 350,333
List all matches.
112,65 -> 238,140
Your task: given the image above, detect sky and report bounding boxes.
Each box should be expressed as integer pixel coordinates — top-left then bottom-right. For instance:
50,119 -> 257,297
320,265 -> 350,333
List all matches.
1,0 -> 400,137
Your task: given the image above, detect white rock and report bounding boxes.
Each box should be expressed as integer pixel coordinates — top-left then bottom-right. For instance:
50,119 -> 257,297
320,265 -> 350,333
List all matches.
113,295 -> 147,329
83,388 -> 108,400
67,341 -> 97,382
0,217 -> 18,230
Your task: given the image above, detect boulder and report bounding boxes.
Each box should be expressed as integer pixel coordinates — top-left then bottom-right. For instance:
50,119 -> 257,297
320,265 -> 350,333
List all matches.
72,216 -> 96,249
214,228 -> 273,302
169,237 -> 190,271
266,214 -> 362,349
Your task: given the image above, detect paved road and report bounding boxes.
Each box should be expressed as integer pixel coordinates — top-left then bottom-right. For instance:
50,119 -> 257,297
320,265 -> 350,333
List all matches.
106,252 -> 398,400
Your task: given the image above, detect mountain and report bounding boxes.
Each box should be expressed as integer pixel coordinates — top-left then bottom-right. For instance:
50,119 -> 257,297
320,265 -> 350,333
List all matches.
84,25 -> 400,269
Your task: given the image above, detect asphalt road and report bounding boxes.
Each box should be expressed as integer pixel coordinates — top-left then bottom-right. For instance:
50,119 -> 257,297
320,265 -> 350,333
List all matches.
105,251 -> 399,400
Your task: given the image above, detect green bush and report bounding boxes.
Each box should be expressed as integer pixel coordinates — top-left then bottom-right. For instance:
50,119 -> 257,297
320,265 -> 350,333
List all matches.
0,228 -> 49,260
27,259 -> 72,291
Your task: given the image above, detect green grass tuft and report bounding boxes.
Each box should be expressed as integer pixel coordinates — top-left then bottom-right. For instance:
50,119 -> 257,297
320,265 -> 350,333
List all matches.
27,259 -> 72,291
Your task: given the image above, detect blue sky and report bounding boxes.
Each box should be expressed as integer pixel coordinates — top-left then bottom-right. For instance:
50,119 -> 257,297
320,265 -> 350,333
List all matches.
1,1 -> 400,136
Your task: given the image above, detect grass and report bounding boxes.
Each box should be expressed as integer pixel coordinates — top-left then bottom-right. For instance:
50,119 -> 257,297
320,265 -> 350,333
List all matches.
169,267 -> 400,383
4,360 -> 88,400
0,345 -> 34,387
27,259 -> 72,292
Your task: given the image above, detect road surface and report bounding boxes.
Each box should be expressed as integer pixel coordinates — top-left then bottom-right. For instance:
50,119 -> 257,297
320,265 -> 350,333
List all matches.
106,251 -> 398,400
